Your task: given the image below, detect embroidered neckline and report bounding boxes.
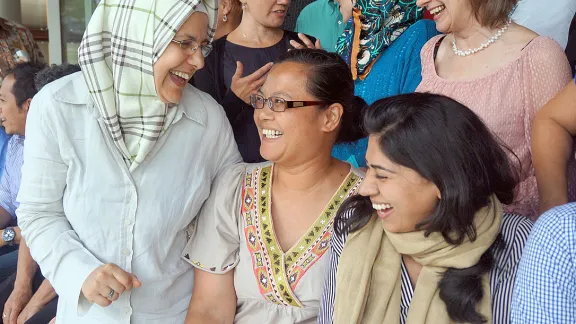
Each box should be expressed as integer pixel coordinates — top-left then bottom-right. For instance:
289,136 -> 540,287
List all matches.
264,164 -> 356,272
242,164 -> 362,307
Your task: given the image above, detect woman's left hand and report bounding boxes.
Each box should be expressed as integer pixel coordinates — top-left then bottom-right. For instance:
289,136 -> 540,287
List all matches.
290,33 -> 322,50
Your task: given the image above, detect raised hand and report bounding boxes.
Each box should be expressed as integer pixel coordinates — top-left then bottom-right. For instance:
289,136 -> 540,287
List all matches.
230,61 -> 274,104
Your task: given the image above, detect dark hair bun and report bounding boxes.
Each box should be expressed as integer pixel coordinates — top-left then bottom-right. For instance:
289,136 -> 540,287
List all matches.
338,96 -> 367,144
276,49 -> 366,144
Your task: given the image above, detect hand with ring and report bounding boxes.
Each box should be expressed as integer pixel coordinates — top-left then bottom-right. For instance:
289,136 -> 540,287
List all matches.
81,264 -> 141,307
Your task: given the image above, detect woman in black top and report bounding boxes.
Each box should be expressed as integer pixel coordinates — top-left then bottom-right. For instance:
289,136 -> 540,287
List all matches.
192,0 -> 314,163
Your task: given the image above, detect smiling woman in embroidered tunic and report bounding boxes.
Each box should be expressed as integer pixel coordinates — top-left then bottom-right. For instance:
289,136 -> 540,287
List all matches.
183,49 -> 366,324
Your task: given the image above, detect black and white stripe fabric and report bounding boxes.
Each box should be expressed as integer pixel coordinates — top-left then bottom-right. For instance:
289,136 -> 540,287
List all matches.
318,213 -> 533,324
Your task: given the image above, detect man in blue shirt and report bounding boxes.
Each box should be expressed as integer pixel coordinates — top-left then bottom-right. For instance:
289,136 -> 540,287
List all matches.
511,203 -> 576,323
0,63 -> 45,258
0,129 -> 10,204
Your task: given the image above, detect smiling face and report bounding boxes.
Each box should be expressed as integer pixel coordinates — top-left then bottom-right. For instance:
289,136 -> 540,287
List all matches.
359,135 -> 441,233
153,11 -> 208,104
416,0 -> 475,33
254,61 -> 341,165
244,0 -> 290,28
0,74 -> 29,136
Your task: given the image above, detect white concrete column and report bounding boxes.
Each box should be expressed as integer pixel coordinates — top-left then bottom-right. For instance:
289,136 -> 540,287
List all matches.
47,0 -> 62,64
0,0 -> 22,23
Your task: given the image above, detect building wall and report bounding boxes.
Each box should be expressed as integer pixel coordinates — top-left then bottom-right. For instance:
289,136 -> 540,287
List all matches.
0,0 -> 22,23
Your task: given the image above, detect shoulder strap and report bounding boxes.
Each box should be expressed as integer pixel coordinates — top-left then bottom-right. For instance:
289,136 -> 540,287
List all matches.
433,35 -> 446,61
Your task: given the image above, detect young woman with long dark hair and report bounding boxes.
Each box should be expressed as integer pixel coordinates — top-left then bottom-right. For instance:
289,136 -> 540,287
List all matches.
319,93 -> 532,324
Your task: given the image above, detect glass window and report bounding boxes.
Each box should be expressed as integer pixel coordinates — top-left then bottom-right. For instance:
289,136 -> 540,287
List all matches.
21,0 -> 98,64
60,0 -> 98,64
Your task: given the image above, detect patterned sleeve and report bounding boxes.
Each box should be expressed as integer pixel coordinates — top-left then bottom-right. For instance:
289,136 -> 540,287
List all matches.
318,210 -> 352,324
182,163 -> 246,274
511,204 -> 576,324
0,140 -> 15,219
0,167 -> 14,219
491,213 -> 533,323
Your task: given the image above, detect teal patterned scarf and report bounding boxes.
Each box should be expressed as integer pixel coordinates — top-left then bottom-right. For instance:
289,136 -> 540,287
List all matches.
336,0 -> 423,80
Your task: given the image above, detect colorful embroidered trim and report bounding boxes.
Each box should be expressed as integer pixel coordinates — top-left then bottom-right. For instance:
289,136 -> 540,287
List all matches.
242,165 -> 362,307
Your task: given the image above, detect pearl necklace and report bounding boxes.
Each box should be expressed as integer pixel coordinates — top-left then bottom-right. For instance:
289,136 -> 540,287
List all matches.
452,19 -> 512,57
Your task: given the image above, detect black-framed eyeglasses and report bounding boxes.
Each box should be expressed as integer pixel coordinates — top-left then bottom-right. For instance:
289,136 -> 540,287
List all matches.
250,94 -> 328,112
171,39 -> 213,57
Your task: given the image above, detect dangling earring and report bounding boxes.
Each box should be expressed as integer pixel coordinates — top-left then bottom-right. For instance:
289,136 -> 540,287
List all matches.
223,14 -> 228,22
241,2 -> 247,10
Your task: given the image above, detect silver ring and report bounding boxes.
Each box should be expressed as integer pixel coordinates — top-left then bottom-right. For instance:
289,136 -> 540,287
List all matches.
107,289 -> 115,300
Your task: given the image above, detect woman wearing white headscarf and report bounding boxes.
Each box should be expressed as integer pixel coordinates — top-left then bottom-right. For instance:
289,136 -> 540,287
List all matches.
15,0 -> 241,323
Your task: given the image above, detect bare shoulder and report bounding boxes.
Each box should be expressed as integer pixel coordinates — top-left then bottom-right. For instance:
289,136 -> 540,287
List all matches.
501,24 -> 566,64
509,23 -> 539,39
504,23 -> 540,48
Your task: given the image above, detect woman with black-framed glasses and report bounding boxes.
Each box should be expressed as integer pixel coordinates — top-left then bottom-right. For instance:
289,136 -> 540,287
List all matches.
183,49 -> 366,324
191,0 -> 316,164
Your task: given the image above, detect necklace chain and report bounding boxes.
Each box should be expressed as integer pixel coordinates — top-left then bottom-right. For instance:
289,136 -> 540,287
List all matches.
452,19 -> 512,57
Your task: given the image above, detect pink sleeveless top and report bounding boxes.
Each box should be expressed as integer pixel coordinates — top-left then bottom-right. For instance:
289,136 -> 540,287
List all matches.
416,35 -> 573,220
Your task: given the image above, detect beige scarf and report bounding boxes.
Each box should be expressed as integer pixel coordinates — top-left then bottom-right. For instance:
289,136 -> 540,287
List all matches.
334,195 -> 502,324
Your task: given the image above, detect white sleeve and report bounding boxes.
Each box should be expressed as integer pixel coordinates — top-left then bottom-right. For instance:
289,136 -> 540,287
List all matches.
16,93 -> 103,316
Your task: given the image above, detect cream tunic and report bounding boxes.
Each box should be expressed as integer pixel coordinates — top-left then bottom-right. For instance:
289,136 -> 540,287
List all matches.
183,162 -> 363,323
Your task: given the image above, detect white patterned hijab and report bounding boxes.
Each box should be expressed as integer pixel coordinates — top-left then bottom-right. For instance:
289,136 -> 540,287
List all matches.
78,0 -> 217,172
